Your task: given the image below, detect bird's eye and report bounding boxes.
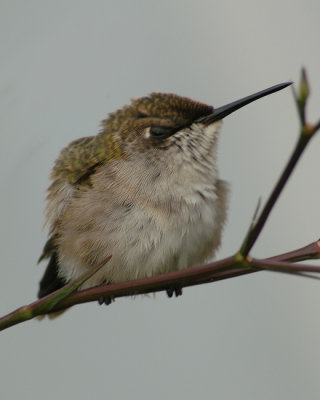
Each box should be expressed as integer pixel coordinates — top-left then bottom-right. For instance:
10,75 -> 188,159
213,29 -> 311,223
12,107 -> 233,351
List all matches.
149,126 -> 177,139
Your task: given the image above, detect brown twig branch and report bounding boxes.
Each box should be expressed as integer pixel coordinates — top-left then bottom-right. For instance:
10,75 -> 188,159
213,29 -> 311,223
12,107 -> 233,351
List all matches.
1,239 -> 319,331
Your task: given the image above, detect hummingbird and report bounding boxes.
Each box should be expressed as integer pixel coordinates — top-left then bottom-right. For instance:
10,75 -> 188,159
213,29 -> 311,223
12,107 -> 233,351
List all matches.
38,82 -> 291,301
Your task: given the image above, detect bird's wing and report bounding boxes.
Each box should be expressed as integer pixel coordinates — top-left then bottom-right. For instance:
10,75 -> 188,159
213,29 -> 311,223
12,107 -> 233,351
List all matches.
39,136 -> 111,262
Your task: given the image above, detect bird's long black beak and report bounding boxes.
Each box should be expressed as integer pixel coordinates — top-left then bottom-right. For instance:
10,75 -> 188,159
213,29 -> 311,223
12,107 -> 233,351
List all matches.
197,82 -> 292,125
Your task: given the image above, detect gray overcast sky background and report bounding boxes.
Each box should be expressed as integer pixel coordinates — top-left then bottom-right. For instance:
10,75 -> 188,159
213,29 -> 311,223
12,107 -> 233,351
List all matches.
1,1 -> 320,399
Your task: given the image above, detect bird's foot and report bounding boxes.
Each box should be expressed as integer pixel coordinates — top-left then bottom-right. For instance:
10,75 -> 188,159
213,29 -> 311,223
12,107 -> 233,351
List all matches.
98,295 -> 115,306
166,285 -> 183,298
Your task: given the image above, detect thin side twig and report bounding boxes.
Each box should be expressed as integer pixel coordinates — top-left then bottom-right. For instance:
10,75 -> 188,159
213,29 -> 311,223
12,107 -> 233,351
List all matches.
240,69 -> 320,257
